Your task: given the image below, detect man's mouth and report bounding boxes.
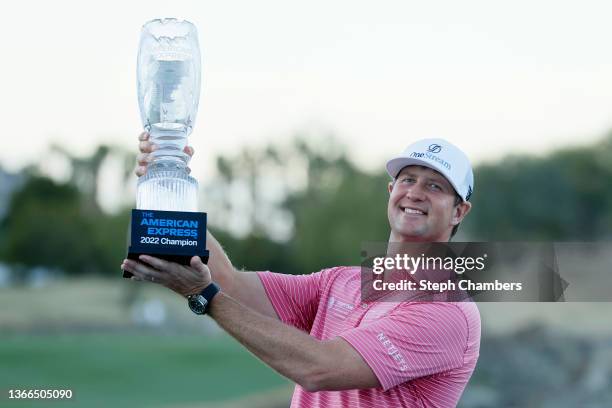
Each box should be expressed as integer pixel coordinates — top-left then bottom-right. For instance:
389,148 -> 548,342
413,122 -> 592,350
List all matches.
400,206 -> 427,216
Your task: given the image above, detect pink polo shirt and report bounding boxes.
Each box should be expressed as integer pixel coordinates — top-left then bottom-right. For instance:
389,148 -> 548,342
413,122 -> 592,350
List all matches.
258,266 -> 481,408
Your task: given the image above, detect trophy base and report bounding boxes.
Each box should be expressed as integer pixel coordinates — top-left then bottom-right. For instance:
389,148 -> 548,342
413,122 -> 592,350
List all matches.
123,209 -> 209,279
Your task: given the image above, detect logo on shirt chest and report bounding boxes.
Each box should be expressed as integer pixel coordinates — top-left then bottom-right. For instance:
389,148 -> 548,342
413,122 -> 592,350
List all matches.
327,296 -> 355,318
361,302 -> 400,324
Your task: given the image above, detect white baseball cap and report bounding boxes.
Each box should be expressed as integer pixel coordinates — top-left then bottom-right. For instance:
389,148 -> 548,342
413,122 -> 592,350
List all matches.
386,138 -> 474,201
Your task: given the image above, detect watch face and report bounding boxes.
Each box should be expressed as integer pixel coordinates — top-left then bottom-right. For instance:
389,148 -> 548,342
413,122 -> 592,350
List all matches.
189,295 -> 208,314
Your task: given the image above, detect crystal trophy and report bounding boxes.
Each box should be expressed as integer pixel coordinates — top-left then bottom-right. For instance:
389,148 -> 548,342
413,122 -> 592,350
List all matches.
125,18 -> 208,277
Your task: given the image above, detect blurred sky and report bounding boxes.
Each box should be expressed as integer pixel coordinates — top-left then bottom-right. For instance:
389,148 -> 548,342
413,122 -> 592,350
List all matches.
2,0 -> 612,179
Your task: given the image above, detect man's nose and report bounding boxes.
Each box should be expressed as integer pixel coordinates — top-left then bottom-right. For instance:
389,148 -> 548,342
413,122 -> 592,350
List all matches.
405,182 -> 426,201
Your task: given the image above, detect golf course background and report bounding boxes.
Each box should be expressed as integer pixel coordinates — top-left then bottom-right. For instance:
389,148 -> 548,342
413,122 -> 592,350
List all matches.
2,135 -> 612,407
0,279 -> 293,408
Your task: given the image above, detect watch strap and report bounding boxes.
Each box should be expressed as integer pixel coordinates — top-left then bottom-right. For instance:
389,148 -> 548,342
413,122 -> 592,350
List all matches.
200,282 -> 221,313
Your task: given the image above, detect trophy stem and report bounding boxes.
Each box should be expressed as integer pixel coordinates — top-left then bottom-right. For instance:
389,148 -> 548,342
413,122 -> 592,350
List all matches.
148,128 -> 190,165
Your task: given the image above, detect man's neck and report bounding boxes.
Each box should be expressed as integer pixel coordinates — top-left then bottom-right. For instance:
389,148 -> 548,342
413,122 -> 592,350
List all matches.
383,232 -> 451,283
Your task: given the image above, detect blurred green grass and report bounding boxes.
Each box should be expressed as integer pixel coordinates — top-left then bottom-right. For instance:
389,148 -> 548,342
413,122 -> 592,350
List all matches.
0,333 -> 292,408
0,278 -> 179,330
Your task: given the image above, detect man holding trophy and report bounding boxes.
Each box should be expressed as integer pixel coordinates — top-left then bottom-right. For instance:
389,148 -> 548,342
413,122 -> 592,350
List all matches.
122,18 -> 480,408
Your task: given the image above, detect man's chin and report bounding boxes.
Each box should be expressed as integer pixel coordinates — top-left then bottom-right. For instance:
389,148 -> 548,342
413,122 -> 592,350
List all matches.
392,227 -> 430,242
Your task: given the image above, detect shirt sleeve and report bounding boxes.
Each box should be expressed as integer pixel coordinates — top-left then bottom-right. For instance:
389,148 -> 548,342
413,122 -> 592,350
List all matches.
257,269 -> 331,332
339,302 -> 469,391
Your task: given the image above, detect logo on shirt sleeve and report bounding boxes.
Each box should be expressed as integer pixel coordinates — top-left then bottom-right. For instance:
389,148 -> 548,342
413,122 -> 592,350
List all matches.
377,332 -> 408,372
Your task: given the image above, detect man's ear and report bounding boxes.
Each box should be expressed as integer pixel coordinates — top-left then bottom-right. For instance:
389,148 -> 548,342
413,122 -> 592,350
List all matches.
388,181 -> 394,194
451,201 -> 472,226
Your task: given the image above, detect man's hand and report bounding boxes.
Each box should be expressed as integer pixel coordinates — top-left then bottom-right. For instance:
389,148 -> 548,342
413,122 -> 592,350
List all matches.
121,255 -> 211,298
135,131 -> 195,177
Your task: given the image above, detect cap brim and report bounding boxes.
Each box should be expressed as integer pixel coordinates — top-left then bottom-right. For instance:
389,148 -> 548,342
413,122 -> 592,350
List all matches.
386,157 -> 466,201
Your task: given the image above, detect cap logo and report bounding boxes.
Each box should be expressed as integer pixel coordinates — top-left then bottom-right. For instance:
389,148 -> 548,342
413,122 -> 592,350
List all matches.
409,150 -> 452,170
427,144 -> 442,154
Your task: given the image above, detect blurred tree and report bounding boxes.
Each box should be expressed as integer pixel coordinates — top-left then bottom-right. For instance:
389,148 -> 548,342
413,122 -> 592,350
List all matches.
283,142 -> 389,274
50,144 -> 136,212
50,144 -> 110,212
0,176 -> 98,274
463,134 -> 612,240
206,135 -> 390,275
0,145 -> 136,276
2,132 -> 611,277
211,228 -> 291,274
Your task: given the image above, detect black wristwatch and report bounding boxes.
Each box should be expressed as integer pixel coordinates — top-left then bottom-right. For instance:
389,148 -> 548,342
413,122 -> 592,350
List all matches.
187,283 -> 221,315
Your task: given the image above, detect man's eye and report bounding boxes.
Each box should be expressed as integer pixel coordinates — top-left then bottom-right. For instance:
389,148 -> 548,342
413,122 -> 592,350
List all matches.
429,183 -> 442,191
401,177 -> 415,184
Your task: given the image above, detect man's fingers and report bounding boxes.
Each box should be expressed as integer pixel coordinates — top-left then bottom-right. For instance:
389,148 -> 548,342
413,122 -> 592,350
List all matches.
190,256 -> 207,273
131,262 -> 163,279
138,131 -> 149,141
134,165 -> 146,177
137,153 -> 151,165
122,259 -> 163,282
139,140 -> 156,153
139,255 -> 170,270
184,146 -> 194,157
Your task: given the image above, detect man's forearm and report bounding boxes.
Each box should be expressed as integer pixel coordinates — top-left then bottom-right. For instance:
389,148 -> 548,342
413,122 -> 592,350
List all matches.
208,292 -> 327,391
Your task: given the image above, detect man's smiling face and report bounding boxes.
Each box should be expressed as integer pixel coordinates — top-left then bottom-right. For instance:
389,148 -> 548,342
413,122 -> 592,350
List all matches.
387,165 -> 471,242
